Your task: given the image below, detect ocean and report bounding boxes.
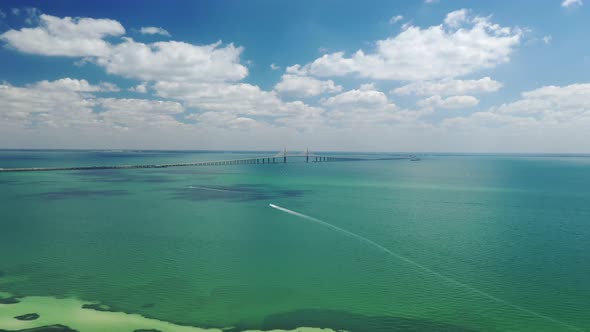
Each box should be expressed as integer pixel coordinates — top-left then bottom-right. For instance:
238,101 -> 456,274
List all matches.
1,150 -> 589,332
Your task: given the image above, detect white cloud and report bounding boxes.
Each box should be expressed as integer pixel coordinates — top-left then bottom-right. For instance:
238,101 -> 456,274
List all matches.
443,9 -> 469,28
129,82 -> 148,93
98,98 -> 183,115
270,63 -> 280,70
0,14 -> 323,135
442,111 -> 535,128
436,83 -> 590,152
445,84 -> 590,134
140,26 -> 171,36
186,111 -> 260,131
318,84 -> 419,125
322,84 -> 390,108
425,0 -> 440,4
0,79 -> 184,132
33,78 -> 119,92
561,0 -> 583,7
494,83 -> 590,117
288,10 -> 521,81
1,15 -> 246,84
274,74 -> 342,97
543,35 -> 552,44
0,81 -> 97,127
98,82 -> 120,92
95,97 -> 187,132
285,64 -> 308,75
154,81 -> 277,114
389,15 -> 403,24
152,80 -> 325,131
417,95 -> 479,109
11,8 -> 20,16
393,77 -> 502,96
7,13 -> 590,152
0,14 -> 125,57
95,39 -> 248,83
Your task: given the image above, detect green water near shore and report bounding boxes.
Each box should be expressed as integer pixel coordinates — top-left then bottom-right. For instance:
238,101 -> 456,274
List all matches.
1,151 -> 589,331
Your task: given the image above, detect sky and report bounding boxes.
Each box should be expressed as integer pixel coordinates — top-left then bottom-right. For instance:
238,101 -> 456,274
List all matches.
0,0 -> 589,152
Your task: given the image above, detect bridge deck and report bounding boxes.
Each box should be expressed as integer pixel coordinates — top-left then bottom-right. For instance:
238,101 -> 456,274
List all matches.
0,154 -> 414,173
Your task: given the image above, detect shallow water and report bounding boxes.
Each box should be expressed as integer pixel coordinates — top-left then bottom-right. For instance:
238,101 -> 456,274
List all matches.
1,150 -> 589,331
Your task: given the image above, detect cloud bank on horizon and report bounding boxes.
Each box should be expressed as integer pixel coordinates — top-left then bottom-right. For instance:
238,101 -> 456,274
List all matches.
0,0 -> 588,152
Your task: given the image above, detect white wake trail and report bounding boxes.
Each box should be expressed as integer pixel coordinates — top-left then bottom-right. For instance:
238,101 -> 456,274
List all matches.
268,203 -> 581,331
188,186 -> 245,193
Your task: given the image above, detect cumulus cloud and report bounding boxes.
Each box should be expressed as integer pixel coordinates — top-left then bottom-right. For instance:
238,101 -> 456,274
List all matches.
285,64 -> 307,75
129,82 -> 148,93
417,95 -> 479,109
438,96 -> 590,152
393,77 -> 502,96
0,81 -> 97,127
561,0 -> 583,7
493,83 -> 590,117
96,98 -> 185,130
443,9 -> 469,28
274,74 -> 342,97
154,81 -> 322,120
287,9 -> 521,81
318,84 -> 418,125
389,15 -> 403,24
0,14 -> 326,135
152,79 -> 324,131
140,26 -> 170,36
97,97 -> 184,131
7,12 -> 587,152
440,83 -> 590,149
322,84 -> 390,108
98,98 -> 183,114
1,15 -> 247,83
32,78 -> 119,92
0,79 -> 184,132
95,39 -> 248,82
0,14 -> 125,56
186,111 -> 260,131
270,63 -> 280,70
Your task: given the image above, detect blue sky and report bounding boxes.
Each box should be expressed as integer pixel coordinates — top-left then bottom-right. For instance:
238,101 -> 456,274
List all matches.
0,0 -> 589,152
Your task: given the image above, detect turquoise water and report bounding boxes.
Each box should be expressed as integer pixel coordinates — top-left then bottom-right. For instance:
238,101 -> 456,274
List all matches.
1,150 -> 589,331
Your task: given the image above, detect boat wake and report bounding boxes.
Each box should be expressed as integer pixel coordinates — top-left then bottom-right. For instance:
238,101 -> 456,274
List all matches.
268,203 -> 581,331
188,186 -> 245,193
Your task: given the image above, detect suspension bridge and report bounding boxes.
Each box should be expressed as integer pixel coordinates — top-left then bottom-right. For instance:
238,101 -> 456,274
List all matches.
0,149 -> 419,172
